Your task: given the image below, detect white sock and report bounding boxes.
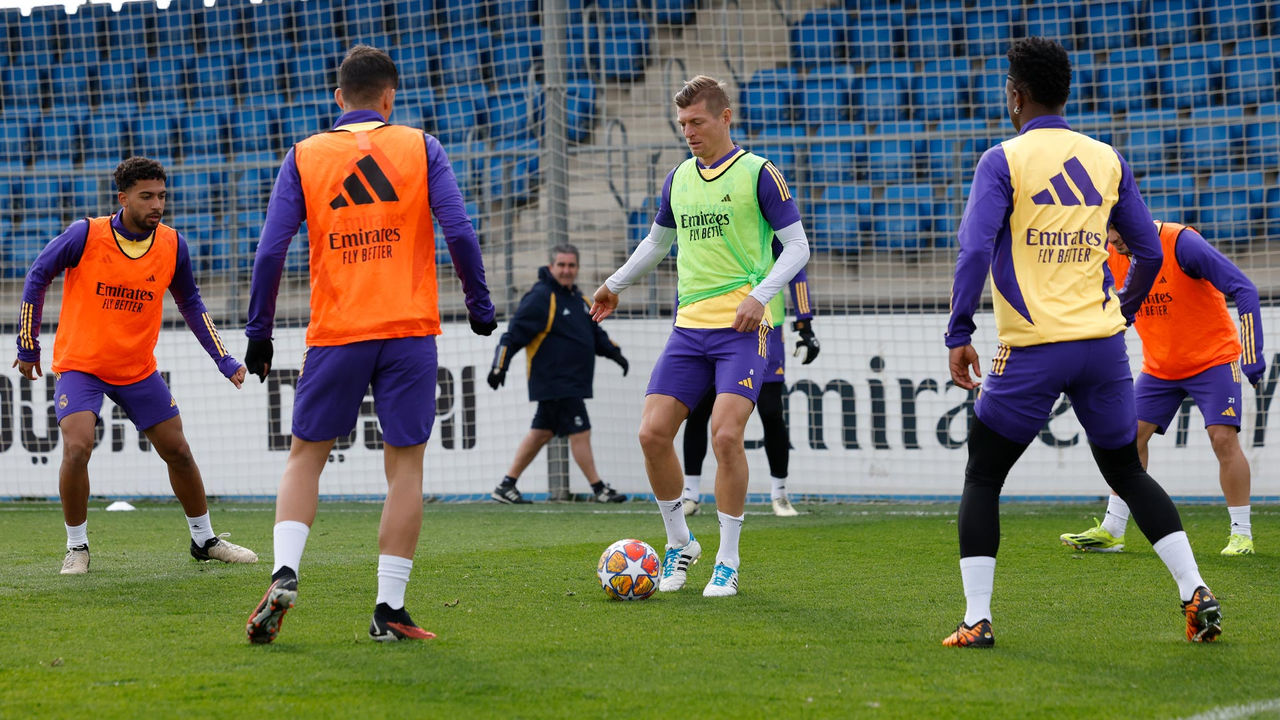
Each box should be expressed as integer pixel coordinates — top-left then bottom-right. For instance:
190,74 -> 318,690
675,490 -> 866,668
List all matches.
715,511 -> 744,570
960,556 -> 996,626
376,554 -> 414,610
1228,505 -> 1252,538
272,520 -> 311,576
186,512 -> 215,546
66,521 -> 88,550
683,476 -> 701,502
1152,531 -> 1206,602
770,475 -> 787,501
656,498 -> 692,547
1101,495 -> 1130,537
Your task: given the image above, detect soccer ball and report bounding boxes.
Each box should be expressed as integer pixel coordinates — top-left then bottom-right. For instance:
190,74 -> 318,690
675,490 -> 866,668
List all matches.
597,538 -> 660,601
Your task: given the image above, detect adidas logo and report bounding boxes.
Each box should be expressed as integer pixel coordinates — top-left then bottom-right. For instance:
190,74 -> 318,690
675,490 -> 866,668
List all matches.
720,193 -> 731,202
1030,156 -> 1103,207
1222,407 -> 1237,417
738,377 -> 754,389
562,308 -> 570,315
1158,275 -> 1168,284
329,155 -> 400,209
146,274 -> 156,282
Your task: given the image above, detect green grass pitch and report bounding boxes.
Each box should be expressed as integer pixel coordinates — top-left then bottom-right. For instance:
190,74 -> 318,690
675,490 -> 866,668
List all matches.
1,501 -> 1277,719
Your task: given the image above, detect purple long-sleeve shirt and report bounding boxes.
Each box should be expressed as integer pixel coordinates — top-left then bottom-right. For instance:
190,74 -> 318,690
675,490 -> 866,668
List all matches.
245,109 -> 494,340
946,115 -> 1162,348
17,212 -> 240,377
1168,225 -> 1265,379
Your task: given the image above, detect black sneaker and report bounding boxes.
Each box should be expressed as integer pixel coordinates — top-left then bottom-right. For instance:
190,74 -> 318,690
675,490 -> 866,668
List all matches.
592,482 -> 627,503
492,481 -> 531,504
1182,586 -> 1222,643
246,569 -> 298,645
369,603 -> 436,642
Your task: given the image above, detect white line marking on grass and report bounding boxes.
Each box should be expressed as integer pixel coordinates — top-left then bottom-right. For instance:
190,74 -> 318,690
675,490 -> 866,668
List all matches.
1177,698 -> 1280,720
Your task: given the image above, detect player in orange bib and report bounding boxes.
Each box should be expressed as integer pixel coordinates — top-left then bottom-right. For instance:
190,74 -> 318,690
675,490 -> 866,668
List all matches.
13,157 -> 256,575
1061,221 -> 1265,556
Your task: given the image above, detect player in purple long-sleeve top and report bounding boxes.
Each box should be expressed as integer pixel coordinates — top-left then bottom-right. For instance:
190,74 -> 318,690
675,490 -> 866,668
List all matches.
941,39 -> 1218,648
13,157 -> 256,575
1062,221 -> 1265,556
245,46 -> 496,645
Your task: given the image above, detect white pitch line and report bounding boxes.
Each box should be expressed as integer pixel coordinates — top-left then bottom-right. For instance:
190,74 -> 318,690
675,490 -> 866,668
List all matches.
1176,698 -> 1280,720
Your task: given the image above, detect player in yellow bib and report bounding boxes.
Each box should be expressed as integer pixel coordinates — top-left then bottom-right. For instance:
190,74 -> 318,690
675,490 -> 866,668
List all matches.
591,75 -> 810,597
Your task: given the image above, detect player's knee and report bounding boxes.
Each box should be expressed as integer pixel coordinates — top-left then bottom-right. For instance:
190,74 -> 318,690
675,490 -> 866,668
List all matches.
637,422 -> 675,454
61,440 -> 94,469
1207,426 -> 1242,460
710,425 -> 745,457
1090,441 -> 1145,489
156,440 -> 196,468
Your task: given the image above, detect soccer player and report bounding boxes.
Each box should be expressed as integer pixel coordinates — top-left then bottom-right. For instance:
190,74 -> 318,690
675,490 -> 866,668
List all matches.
13,156 -> 257,575
944,38 -> 1220,647
590,75 -> 810,598
1061,220 -> 1264,555
682,266 -> 818,517
487,243 -> 630,504
243,45 -> 496,644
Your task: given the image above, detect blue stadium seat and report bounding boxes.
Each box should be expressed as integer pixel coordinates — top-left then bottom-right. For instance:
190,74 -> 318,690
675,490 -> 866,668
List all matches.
487,89 -> 541,141
749,126 -> 806,182
1137,173 -> 1196,221
0,218 -> 18,279
565,23 -> 598,81
143,58 -> 190,107
1196,183 -> 1263,245
3,66 -> 45,110
447,140 -> 485,194
284,225 -> 310,275
861,136 -> 918,184
240,0 -> 287,44
181,112 -> 228,159
1123,127 -> 1177,176
201,3 -> 245,54
80,114 -> 129,165
232,161 -> 277,216
1157,57 -> 1220,110
0,115 -> 30,165
492,0 -> 537,31
565,78 -> 597,144
94,60 -> 140,108
810,185 -> 871,253
919,136 -> 959,184
805,123 -> 862,186
292,0 -> 338,45
280,103 -> 333,143
968,61 -> 1007,120
904,9 -> 960,60
1235,37 -> 1280,62
1244,119 -> 1280,169
740,67 -> 797,136
797,75 -> 850,127
1080,1 -> 1140,51
439,38 -> 484,87
790,10 -> 847,70
1223,56 -> 1276,107
490,34 -> 536,86
133,114 -> 179,160
436,0 -> 485,28
1023,4 -> 1077,50
654,0 -> 699,26
395,38 -> 437,91
962,7 -> 1019,58
32,115 -> 79,164
21,176 -> 68,214
1146,0 -> 1199,47
46,64 -> 92,112
343,2 -> 387,39
1179,124 -> 1244,173
871,197 -> 927,250
243,50 -> 285,99
172,169 -> 225,215
69,175 -> 108,217
1202,1 -> 1260,41
231,106 -> 279,156
599,20 -> 650,82
914,61 -> 967,122
9,215 -> 64,278
1095,53 -> 1156,114
852,76 -> 907,124
287,48 -> 339,98
153,4 -> 195,55
1168,41 -> 1222,62
189,54 -> 239,106
843,8 -> 901,62
488,138 -> 540,204
434,93 -> 483,146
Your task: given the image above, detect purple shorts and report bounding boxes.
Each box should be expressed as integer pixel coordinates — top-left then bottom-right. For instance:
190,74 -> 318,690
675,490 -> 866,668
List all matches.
763,325 -> 786,384
54,370 -> 179,432
293,336 -> 438,447
647,325 -> 769,409
975,332 -> 1137,448
1136,362 -> 1243,434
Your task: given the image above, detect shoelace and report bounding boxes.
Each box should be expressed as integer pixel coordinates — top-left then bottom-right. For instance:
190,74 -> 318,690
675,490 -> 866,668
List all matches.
709,564 -> 735,586
661,545 -> 687,576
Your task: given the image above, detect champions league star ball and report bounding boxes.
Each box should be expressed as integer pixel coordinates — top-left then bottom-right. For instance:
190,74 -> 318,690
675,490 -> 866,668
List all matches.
597,539 -> 660,601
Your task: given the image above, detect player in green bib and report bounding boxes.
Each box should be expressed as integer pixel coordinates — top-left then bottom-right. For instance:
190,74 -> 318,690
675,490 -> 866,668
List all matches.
591,75 -> 810,598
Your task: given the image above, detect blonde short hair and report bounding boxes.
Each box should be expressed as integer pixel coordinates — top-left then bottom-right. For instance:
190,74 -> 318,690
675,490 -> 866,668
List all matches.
673,75 -> 730,113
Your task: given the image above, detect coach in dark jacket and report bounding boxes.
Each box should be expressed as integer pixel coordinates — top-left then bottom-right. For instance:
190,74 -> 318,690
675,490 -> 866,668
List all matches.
487,244 -> 629,504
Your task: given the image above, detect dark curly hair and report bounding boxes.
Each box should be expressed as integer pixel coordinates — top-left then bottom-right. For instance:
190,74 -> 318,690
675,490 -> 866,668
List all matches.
1007,37 -> 1071,109
113,156 -> 167,192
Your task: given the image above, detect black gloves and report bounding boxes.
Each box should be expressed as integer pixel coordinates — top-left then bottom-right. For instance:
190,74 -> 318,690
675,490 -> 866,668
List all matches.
612,352 -> 629,376
487,367 -> 507,390
792,319 -> 820,365
244,337 -> 274,382
470,315 -> 498,336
